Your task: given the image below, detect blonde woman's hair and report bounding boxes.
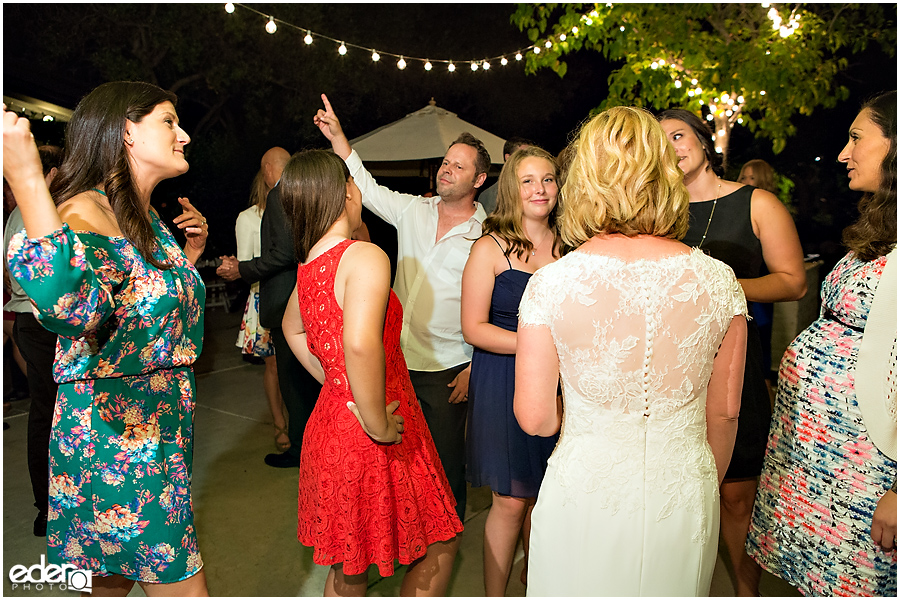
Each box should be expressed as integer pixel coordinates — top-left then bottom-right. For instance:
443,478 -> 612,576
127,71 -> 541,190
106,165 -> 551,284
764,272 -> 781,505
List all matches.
483,146 -> 559,261
560,106 -> 690,249
738,159 -> 777,194
248,168 -> 270,215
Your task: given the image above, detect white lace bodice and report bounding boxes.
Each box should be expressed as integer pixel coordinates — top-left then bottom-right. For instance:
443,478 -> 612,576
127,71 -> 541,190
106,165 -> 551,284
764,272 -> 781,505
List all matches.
519,248 -> 747,542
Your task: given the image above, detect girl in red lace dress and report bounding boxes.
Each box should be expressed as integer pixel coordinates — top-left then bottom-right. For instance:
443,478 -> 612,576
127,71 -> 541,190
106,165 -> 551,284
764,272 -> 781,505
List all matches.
280,150 -> 463,596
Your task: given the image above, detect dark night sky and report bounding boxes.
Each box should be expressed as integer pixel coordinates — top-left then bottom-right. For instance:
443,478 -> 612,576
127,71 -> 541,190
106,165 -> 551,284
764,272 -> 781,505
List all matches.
3,3 -> 897,266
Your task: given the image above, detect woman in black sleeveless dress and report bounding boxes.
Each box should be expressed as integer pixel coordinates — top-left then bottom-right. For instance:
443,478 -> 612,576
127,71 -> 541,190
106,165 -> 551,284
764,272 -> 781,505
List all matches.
659,109 -> 807,597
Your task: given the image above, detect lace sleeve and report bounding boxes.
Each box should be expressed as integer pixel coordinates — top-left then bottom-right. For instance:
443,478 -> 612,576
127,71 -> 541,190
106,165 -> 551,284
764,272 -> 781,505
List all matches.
729,271 -> 749,318
518,269 -> 551,328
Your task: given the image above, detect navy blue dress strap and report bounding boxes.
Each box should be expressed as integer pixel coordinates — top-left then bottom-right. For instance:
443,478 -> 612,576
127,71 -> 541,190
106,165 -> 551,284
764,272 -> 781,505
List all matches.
487,234 -> 513,271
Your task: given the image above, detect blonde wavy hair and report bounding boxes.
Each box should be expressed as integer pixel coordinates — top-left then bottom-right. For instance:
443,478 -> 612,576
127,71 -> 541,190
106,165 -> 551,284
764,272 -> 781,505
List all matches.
560,106 -> 690,249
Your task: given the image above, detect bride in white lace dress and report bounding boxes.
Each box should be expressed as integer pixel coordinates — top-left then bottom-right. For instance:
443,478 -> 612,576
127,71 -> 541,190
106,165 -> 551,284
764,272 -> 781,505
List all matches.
515,107 -> 749,596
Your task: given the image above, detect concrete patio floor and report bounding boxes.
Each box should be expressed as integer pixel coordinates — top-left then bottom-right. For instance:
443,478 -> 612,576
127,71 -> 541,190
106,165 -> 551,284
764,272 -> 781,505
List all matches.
3,307 -> 800,597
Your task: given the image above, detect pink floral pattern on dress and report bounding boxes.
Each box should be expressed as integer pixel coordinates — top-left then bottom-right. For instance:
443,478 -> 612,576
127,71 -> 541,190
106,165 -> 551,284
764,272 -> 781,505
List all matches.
747,252 -> 896,596
7,212 -> 205,583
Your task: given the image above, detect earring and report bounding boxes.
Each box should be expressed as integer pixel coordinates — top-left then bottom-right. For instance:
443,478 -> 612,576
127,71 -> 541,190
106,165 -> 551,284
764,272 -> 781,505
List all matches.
127,137 -> 134,146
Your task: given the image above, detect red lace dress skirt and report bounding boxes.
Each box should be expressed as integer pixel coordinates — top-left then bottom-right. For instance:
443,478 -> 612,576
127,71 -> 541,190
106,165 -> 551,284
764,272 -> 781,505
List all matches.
295,239 -> 462,576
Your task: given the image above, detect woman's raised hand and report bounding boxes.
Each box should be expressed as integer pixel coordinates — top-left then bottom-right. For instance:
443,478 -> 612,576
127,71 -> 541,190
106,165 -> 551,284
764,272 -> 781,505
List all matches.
2,105 -> 44,193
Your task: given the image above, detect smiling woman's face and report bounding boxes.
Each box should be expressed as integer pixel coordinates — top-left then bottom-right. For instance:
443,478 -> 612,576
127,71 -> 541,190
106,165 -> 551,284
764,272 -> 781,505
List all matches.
125,101 -> 191,180
838,108 -> 890,194
660,118 -> 707,179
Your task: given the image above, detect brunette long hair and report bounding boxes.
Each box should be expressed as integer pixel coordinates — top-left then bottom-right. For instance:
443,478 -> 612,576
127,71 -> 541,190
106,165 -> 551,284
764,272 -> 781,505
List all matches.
280,150 -> 350,263
842,91 -> 897,262
51,81 -> 179,270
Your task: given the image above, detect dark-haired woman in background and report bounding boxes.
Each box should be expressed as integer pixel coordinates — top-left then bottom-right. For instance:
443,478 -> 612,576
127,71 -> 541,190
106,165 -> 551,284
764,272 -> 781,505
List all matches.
280,149 -> 462,596
3,82 -> 209,595
659,109 -> 807,596
747,91 -> 897,596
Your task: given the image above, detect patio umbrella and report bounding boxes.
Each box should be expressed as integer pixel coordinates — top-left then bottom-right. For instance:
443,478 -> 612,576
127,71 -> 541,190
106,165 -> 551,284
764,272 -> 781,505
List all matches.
349,99 -> 506,179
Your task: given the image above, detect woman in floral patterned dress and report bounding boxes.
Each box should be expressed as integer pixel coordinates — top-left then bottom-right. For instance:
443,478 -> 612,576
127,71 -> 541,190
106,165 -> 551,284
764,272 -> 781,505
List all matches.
3,82 -> 210,595
746,91 -> 897,596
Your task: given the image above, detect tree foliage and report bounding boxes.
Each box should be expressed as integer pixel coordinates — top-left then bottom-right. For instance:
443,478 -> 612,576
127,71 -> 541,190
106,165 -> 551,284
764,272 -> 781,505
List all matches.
512,3 -> 896,157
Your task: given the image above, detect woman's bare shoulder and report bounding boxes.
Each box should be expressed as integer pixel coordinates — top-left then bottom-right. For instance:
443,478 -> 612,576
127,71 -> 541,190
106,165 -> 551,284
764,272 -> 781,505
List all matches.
58,192 -> 122,237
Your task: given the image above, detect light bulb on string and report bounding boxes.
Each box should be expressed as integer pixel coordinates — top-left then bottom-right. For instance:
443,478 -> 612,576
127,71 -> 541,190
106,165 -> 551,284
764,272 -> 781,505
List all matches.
674,80 -> 682,88
225,3 -> 235,14
338,42 -> 347,55
533,47 -> 541,54
471,62 -> 479,71
500,57 -> 508,66
691,78 -> 698,85
545,40 -> 552,48
650,61 -> 658,70
424,61 -> 433,71
619,26 -> 625,31
372,51 -> 380,62
707,114 -> 714,121
559,33 -> 567,41
397,57 -> 407,70
515,52 -> 523,61
265,17 -> 277,34
304,31 -> 313,45
482,61 -> 490,70
448,62 -> 456,72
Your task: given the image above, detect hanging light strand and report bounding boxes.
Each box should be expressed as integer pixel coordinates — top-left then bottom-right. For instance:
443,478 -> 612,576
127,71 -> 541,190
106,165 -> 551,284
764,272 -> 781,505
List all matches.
225,2 -> 541,70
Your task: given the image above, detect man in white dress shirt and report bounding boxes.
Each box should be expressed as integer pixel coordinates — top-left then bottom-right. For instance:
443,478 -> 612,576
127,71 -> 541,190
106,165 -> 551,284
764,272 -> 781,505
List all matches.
315,94 -> 488,521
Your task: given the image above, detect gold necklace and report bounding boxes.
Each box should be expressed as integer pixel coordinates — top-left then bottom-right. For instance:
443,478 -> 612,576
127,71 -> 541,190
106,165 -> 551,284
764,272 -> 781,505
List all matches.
531,228 -> 552,256
697,180 -> 722,248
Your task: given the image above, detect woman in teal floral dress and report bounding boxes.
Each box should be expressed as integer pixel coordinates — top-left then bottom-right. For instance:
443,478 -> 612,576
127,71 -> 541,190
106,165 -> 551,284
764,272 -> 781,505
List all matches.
3,82 -> 210,595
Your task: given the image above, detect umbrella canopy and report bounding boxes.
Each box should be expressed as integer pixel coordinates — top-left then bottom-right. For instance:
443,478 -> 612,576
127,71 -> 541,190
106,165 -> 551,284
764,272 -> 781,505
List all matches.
350,99 -> 506,164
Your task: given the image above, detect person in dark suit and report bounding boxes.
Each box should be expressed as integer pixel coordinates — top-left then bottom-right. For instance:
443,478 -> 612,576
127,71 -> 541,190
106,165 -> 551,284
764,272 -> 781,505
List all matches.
218,147 -> 321,467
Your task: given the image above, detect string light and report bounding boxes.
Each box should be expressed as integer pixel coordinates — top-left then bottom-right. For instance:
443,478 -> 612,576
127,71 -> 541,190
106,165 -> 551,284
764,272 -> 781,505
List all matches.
397,57 -> 406,70
674,80 -> 682,88
559,33 -> 566,41
545,40 -> 552,48
222,3 -> 542,75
